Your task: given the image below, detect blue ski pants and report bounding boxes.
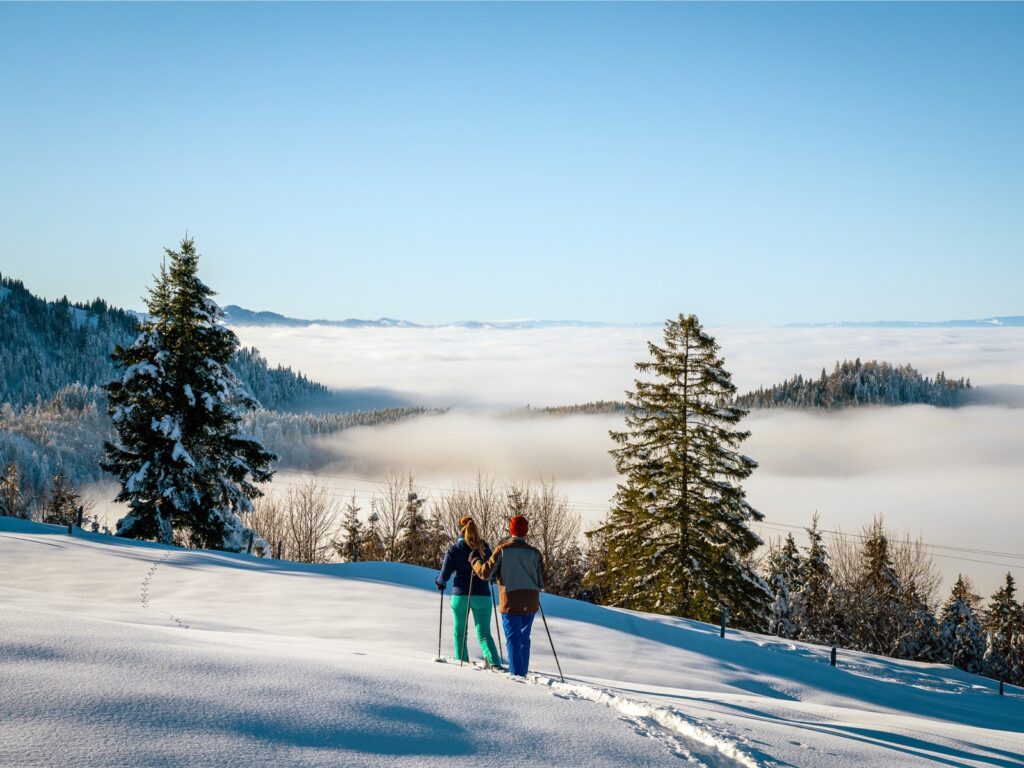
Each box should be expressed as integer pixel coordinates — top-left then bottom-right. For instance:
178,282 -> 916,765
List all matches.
501,611 -> 536,677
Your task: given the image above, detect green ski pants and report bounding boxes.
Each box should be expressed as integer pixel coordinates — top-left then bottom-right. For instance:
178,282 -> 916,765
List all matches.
450,594 -> 500,666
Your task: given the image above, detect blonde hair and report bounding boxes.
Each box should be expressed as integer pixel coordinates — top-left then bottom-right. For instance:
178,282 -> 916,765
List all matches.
460,516 -> 484,552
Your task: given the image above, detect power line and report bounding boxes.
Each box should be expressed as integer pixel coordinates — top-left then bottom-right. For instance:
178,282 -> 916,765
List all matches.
265,468 -> 1024,570
752,522 -> 1024,571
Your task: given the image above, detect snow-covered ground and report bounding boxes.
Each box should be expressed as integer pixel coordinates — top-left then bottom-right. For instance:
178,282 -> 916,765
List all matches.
2,517 -> 1021,767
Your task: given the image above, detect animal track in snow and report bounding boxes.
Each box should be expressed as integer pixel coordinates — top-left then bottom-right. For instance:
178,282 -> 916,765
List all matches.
139,552 -> 190,629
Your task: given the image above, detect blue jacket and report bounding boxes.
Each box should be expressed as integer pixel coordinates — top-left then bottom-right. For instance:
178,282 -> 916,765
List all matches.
436,537 -> 493,597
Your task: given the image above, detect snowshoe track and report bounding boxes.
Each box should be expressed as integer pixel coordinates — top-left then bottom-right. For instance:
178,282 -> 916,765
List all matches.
438,658 -> 760,766
530,674 -> 763,768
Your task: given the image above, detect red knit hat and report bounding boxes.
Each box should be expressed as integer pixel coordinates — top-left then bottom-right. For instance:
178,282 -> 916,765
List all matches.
509,515 -> 529,537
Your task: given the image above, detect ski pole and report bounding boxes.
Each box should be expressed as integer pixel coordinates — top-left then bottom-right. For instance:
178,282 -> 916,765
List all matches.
538,596 -> 564,683
460,572 -> 474,667
437,587 -> 444,660
490,582 -> 504,666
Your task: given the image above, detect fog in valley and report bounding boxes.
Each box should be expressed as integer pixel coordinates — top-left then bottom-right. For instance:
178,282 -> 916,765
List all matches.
234,323 -> 1024,407
128,323 -> 1024,595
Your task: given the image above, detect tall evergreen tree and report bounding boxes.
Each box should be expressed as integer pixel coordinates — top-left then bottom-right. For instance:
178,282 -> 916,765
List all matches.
102,239 -> 275,550
333,492 -> 365,563
38,473 -> 83,527
603,314 -> 769,628
767,534 -> 803,638
897,587 -> 941,663
938,575 -> 986,674
362,509 -> 386,561
580,517 -> 612,605
397,476 -> 436,567
0,463 -> 27,519
796,514 -> 834,644
849,519 -> 904,656
984,573 -> 1022,683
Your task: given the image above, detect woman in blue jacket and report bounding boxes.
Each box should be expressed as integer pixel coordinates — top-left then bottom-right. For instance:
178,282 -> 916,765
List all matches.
435,516 -> 501,667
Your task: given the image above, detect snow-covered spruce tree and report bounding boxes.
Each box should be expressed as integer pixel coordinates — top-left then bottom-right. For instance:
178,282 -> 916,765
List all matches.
101,239 -> 275,550
603,314 -> 769,629
38,473 -> 84,526
362,509 -> 386,561
333,492 -> 365,563
938,575 -> 986,674
767,534 -> 803,638
983,573 -> 1022,683
580,517 -> 612,605
0,462 -> 28,519
397,479 -> 437,568
845,520 -> 904,656
1008,621 -> 1024,687
796,514 -> 834,644
897,588 -> 940,663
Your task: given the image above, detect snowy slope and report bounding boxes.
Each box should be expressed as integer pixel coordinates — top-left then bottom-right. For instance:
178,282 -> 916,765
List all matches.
1,517 -> 1021,768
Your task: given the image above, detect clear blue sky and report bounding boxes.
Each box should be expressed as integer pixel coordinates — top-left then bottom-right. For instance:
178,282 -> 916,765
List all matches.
1,3 -> 1021,325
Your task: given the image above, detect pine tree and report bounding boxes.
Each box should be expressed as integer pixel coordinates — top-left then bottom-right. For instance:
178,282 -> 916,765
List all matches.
38,473 -> 83,526
580,518 -> 612,605
603,314 -> 769,628
506,484 -> 530,520
984,573 -> 1022,683
767,534 -> 803,638
362,509 -> 386,561
333,492 -> 365,563
1007,625 -> 1024,686
102,238 -> 275,550
850,519 -> 904,656
938,575 -> 986,674
796,514 -> 834,644
0,463 -> 27,519
898,589 -> 940,663
397,476 -> 436,567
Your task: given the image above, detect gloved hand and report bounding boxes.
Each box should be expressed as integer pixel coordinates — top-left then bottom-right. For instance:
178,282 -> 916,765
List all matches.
435,580 -> 446,591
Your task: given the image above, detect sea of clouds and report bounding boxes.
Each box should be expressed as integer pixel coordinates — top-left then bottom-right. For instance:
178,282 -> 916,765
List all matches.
227,323 -> 1024,594
234,324 -> 1024,408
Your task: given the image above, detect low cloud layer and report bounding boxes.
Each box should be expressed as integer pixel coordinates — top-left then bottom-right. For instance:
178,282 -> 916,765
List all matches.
234,324 -> 1024,408
302,405 -> 1024,596
229,323 -> 1024,594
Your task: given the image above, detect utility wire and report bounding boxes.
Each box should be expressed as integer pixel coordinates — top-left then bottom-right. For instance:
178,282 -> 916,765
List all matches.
264,468 -> 1024,570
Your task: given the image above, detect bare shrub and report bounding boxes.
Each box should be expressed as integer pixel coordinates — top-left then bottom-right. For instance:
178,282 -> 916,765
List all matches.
284,479 -> 339,563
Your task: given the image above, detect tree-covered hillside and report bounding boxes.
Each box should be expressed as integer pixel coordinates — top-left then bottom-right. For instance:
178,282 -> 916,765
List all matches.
735,359 -> 970,410
0,274 -> 331,411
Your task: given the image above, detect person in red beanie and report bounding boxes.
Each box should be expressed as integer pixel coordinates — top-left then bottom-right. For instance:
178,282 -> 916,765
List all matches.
469,515 -> 544,676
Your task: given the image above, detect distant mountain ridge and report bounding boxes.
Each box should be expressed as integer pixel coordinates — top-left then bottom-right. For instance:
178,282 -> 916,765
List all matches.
785,316 -> 1024,328
224,304 -> 1024,330
223,305 -> 421,328
222,304 -> 657,329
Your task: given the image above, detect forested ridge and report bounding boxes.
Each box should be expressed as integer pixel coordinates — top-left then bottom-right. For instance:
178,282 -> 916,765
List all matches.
736,359 -> 970,410
0,273 -> 330,411
0,274 -> 429,503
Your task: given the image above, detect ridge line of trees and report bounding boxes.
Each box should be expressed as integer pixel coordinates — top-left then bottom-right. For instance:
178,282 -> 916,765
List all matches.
736,359 -> 970,410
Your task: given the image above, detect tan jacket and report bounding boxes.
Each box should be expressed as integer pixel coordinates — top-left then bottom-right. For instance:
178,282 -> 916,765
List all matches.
470,537 -> 545,614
